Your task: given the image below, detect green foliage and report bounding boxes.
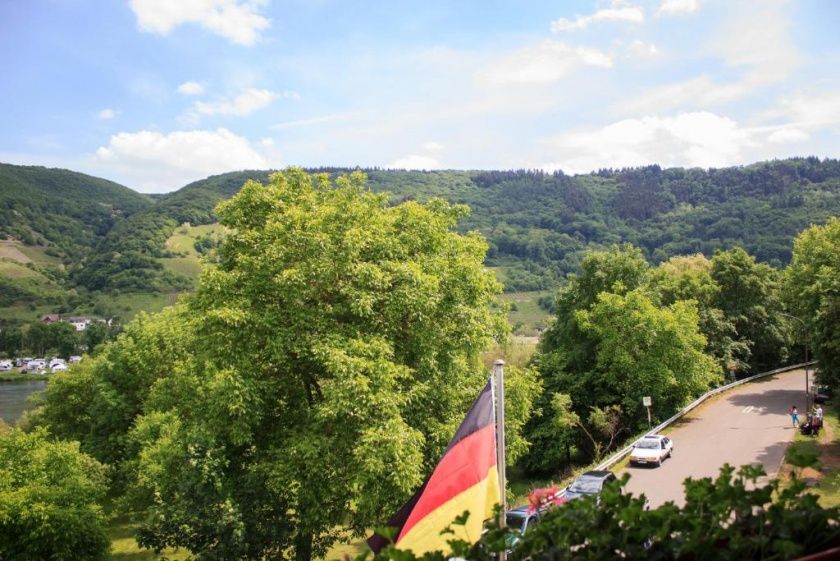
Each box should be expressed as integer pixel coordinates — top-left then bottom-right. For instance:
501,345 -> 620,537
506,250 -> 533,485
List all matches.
710,247 -> 788,371
525,245 -> 720,474
784,217 -> 840,386
41,169 -> 532,561
647,254 -> 749,374
366,464 -> 840,561
0,428 -> 109,561
0,163 -> 151,263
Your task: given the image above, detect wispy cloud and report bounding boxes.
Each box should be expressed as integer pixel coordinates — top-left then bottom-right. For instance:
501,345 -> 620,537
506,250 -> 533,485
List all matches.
551,5 -> 644,32
96,108 -> 117,120
656,0 -> 700,17
177,81 -> 205,95
192,88 -> 297,118
128,0 -> 270,46
477,40 -> 612,87
270,112 -> 355,130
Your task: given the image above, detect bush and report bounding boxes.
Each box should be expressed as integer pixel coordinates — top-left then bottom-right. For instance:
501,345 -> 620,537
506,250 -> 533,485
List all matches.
0,428 -> 109,561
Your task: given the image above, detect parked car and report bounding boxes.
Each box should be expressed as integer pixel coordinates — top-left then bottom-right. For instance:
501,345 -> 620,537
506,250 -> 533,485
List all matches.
564,470 -> 619,502
51,363 -> 68,373
0,360 -> 12,372
629,435 -> 674,467
22,359 -> 46,373
814,385 -> 833,404
68,355 -> 82,364
49,358 -> 65,369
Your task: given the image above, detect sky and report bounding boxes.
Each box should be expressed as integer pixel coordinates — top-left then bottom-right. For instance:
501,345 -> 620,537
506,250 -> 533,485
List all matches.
0,0 -> 838,193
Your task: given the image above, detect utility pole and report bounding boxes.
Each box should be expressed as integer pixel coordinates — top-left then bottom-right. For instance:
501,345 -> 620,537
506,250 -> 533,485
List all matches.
781,312 -> 811,412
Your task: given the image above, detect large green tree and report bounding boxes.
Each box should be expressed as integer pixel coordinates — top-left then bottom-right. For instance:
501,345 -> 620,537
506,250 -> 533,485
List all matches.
0,427 -> 109,561
525,246 -> 719,473
43,169 -> 537,561
710,247 -> 788,371
647,254 -> 748,377
784,217 -> 840,386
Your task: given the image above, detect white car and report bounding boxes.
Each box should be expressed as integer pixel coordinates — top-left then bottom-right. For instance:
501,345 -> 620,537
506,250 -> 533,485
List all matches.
0,360 -> 12,372
629,434 -> 673,467
51,363 -> 68,373
49,358 -> 66,369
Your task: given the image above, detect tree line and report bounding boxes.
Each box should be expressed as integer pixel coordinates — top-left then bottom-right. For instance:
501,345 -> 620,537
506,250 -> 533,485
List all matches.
1,169 -> 839,560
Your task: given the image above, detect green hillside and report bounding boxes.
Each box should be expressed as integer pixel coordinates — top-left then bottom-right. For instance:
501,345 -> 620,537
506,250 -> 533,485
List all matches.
0,163 -> 152,262
4,157 -> 840,335
70,158 -> 840,296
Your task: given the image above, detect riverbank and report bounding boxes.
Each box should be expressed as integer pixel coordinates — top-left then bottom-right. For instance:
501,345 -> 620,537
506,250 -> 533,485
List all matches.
0,372 -> 50,382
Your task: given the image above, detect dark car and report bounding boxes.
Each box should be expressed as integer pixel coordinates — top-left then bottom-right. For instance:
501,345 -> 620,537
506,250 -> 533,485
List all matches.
563,470 -> 618,502
814,385 -> 833,404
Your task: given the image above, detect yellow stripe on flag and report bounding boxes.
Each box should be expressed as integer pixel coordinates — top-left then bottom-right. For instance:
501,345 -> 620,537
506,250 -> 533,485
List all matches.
395,466 -> 500,556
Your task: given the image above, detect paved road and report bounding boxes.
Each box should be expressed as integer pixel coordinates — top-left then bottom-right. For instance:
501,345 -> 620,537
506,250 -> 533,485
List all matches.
622,368 -> 808,507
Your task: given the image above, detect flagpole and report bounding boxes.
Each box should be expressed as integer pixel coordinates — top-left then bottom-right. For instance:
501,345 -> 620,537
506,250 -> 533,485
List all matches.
493,358 -> 507,556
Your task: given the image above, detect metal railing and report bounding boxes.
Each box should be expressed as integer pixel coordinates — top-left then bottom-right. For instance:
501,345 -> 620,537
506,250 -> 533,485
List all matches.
593,361 -> 817,472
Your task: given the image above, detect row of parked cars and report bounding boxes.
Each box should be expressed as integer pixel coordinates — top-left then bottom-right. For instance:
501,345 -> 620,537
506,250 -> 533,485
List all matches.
505,435 -> 674,545
0,356 -> 81,374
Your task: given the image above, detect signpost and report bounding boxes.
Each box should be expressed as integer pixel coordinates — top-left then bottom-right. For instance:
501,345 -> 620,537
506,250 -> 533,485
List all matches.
643,396 -> 652,428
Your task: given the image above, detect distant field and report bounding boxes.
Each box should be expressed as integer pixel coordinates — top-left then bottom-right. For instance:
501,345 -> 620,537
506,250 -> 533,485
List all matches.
0,239 -> 62,266
161,223 -> 222,282
498,291 -> 554,336
160,256 -> 203,280
94,292 -> 173,321
0,240 -> 31,263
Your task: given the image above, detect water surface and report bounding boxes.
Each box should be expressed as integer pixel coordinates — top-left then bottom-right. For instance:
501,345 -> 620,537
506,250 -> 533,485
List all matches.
0,380 -> 47,425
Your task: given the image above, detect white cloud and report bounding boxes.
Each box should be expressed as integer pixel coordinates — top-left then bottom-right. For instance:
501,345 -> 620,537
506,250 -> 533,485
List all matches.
95,128 -> 270,191
97,108 -> 117,120
128,0 -> 270,46
617,3 -> 799,116
270,112 -> 356,130
551,6 -> 644,32
193,88 -> 295,117
656,0 -> 699,17
626,40 -> 659,58
772,91 -> 840,128
542,111 -> 757,173
711,2 -> 799,86
478,40 -> 612,87
767,128 -> 809,144
422,141 -> 444,151
387,155 -> 441,170
177,81 -> 205,95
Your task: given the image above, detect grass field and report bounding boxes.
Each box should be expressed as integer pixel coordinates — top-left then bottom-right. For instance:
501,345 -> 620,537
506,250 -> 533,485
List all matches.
783,399 -> 840,507
108,516 -> 189,561
160,256 -> 203,280
497,291 -> 553,336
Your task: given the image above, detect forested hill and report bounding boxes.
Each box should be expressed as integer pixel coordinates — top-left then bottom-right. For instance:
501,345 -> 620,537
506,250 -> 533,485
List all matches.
0,163 -> 152,262
3,157 -> 840,301
66,157 -> 840,293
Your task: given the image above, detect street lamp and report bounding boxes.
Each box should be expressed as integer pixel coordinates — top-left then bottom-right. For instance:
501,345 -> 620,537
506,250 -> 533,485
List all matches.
781,312 -> 811,412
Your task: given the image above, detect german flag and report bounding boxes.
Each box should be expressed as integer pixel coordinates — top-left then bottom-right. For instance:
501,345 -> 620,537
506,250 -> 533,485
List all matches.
368,381 -> 500,556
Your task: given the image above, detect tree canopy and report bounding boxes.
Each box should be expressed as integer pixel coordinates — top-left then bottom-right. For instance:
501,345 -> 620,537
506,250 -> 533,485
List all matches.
41,169 -> 538,561
0,427 -> 109,561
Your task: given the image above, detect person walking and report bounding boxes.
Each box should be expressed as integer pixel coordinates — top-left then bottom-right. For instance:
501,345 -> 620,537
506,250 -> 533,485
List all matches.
790,405 -> 800,427
816,404 -> 824,421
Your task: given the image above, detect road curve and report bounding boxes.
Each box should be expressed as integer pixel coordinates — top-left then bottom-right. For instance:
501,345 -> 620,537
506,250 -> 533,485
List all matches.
621,368 -> 808,507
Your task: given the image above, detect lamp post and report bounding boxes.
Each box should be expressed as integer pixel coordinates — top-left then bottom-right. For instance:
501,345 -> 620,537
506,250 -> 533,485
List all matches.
781,312 -> 810,412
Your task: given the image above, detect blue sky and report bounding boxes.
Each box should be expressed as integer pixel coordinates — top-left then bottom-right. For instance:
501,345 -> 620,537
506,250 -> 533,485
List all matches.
1,0 -> 838,192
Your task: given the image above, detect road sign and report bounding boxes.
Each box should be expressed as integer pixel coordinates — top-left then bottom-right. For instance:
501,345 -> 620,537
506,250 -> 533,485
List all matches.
642,396 -> 652,407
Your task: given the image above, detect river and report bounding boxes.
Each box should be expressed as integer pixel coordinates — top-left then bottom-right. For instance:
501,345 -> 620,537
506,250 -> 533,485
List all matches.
0,380 -> 47,425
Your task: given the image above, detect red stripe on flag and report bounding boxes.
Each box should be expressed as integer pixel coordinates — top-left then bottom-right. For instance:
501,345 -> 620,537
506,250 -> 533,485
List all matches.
397,423 -> 497,543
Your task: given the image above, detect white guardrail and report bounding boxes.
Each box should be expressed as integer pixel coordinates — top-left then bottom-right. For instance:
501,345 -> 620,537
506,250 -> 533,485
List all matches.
593,361 -> 818,472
